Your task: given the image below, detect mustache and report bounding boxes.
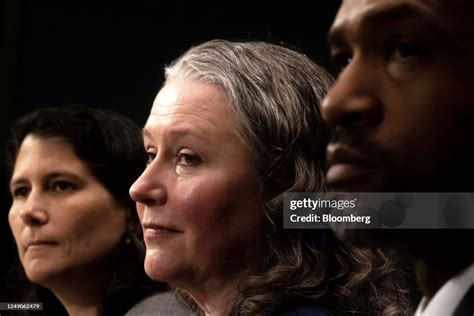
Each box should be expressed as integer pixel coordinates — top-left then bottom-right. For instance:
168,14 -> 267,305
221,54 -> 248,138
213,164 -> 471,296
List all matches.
329,127 -> 390,165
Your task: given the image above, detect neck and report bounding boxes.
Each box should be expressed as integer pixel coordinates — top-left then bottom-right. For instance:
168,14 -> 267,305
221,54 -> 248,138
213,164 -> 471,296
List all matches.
60,301 -> 97,316
43,267 -> 109,316
175,243 -> 258,316
181,273 -> 243,316
413,244 -> 472,301
415,259 -> 455,300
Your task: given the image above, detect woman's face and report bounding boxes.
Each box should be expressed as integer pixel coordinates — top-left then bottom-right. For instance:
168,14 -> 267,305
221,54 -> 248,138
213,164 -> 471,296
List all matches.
8,135 -> 127,285
130,80 -> 263,289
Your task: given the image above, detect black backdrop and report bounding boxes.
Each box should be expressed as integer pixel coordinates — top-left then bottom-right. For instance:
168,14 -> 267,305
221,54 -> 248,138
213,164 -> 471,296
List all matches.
0,0 -> 340,299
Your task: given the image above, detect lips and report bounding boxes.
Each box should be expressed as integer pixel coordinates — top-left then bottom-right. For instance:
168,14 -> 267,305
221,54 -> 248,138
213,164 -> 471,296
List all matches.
25,240 -> 57,250
142,222 -> 182,240
326,143 -> 375,190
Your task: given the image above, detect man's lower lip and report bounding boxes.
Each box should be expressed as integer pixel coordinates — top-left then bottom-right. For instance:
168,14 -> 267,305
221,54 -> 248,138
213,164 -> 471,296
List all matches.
327,163 -> 373,189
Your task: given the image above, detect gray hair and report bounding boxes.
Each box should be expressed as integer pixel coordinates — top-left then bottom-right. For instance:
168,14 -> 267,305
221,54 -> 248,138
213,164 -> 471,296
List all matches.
165,39 -> 331,202
165,40 -> 412,315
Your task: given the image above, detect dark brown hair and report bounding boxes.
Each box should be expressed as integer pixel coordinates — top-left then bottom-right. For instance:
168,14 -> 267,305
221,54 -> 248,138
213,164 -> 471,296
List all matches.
5,105 -> 164,315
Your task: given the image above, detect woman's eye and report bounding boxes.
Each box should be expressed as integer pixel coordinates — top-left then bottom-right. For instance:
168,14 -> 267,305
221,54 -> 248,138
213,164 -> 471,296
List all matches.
51,181 -> 74,192
146,152 -> 156,165
177,152 -> 201,166
12,187 -> 30,198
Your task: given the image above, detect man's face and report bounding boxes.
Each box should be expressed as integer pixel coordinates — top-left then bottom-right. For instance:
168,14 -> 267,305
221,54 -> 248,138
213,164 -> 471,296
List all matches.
322,0 -> 474,193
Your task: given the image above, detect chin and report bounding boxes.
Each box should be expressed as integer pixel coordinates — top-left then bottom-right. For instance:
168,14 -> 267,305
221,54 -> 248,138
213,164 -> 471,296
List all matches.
24,265 -> 59,286
144,258 -> 163,281
144,255 -> 176,283
329,174 -> 394,193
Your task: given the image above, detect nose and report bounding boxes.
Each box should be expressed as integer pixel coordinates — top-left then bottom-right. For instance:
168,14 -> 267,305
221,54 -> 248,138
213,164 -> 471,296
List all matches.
19,191 -> 49,226
321,57 -> 383,129
129,163 -> 167,207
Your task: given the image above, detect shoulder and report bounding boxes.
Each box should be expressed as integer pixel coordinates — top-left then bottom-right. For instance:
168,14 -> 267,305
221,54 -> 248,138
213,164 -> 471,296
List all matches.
125,291 -> 192,316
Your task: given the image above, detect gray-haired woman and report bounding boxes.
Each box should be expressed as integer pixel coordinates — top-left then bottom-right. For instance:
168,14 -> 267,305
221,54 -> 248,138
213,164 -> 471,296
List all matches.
130,40 -> 414,315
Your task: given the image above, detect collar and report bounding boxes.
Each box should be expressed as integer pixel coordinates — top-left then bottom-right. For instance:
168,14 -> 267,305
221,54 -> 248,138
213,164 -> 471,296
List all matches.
415,263 -> 474,315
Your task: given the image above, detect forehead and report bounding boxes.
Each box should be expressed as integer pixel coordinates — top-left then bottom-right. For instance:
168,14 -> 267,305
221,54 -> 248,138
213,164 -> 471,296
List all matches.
12,135 -> 89,178
331,0 -> 470,40
147,80 -> 235,132
17,135 -> 76,160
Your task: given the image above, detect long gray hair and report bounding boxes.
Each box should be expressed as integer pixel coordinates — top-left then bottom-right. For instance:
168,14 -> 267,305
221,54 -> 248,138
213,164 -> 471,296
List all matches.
165,40 -> 330,194
164,40 -> 413,315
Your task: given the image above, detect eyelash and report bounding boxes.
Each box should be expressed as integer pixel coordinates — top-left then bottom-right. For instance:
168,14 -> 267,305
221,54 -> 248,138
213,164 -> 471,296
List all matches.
11,180 -> 75,199
50,181 -> 75,192
146,152 -> 156,165
331,38 -> 423,72
177,152 -> 201,166
331,51 -> 353,72
12,187 -> 30,198
145,149 -> 202,167
387,40 -> 423,62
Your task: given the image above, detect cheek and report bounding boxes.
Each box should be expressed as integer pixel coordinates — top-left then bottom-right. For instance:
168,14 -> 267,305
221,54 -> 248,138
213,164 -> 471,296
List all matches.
8,207 -> 22,242
176,178 -> 262,241
176,182 -> 232,227
179,186 -> 262,269
81,211 -> 126,239
62,200 -> 127,254
136,202 -> 145,222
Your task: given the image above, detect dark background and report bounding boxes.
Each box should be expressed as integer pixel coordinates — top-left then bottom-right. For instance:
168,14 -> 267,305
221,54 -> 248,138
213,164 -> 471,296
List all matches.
0,0 -> 340,298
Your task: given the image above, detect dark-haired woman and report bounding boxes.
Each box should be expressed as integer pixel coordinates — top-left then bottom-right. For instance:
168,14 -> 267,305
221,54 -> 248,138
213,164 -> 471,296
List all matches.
6,106 -> 189,316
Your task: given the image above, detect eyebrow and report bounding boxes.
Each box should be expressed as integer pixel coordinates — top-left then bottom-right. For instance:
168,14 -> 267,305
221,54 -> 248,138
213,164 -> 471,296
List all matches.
10,171 -> 84,189
142,126 -> 214,142
329,2 -> 441,47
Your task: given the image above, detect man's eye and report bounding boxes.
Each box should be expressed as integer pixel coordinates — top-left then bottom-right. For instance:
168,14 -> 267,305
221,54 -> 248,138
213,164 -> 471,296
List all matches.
146,152 -> 156,165
332,51 -> 353,72
177,153 -> 201,166
389,41 -> 423,61
12,187 -> 30,198
51,181 -> 74,192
